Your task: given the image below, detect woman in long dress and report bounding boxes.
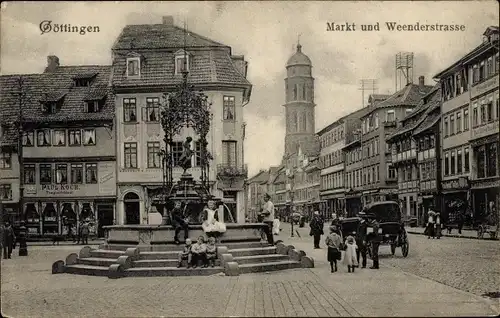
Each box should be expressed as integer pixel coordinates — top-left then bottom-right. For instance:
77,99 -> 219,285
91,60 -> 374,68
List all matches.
202,200 -> 226,241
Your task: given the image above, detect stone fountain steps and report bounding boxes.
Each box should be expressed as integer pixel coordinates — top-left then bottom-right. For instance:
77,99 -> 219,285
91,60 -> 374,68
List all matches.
133,259 -> 221,268
238,260 -> 302,274
78,257 -> 117,267
229,246 -> 277,257
90,249 -> 125,259
104,241 -> 267,252
64,264 -> 109,276
233,254 -> 290,265
124,266 -> 224,277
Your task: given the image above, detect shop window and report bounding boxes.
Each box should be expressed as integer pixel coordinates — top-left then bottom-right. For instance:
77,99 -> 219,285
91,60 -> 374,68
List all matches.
42,203 -> 58,234
80,203 -> 94,221
61,203 -> 77,226
25,203 -> 40,234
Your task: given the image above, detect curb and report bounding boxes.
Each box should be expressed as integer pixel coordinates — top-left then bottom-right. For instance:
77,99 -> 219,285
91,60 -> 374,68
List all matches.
407,231 -> 498,241
26,241 -> 104,247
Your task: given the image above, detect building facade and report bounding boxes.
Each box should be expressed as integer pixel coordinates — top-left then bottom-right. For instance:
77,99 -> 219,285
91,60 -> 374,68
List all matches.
387,86 -> 442,224
318,119 -> 346,217
434,26 -> 499,225
359,80 -> 433,207
17,60 -> 116,238
245,169 -> 270,220
0,75 -> 26,223
112,18 -> 252,225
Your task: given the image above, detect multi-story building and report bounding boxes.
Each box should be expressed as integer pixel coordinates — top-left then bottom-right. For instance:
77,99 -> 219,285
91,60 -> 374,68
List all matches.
318,119 -> 346,217
359,78 -> 433,206
434,25 -> 499,224
387,85 -> 442,224
245,169 -> 270,219
0,75 -> 33,223
112,17 -> 252,225
15,58 -> 116,238
412,88 -> 442,225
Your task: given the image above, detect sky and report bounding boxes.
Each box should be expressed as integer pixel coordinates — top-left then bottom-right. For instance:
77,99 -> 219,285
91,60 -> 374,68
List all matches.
1,1 -> 498,176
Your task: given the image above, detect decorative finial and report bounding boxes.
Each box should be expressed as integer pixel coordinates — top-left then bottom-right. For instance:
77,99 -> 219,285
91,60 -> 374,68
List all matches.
297,33 -> 302,52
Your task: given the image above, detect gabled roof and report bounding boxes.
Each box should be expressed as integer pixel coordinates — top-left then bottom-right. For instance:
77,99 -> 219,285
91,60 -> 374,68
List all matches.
1,65 -> 114,128
112,24 -> 229,51
413,89 -> 442,136
247,170 -> 270,184
112,49 -> 251,88
375,83 -> 434,109
368,94 -> 390,105
387,86 -> 441,142
273,169 -> 287,184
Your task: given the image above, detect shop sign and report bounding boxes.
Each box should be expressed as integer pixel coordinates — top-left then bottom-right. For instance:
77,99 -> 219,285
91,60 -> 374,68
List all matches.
41,184 -> 80,195
442,177 -> 469,191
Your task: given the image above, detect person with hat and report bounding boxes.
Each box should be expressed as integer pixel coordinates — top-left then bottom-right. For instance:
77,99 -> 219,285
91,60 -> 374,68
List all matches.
426,208 -> 436,239
259,193 -> 275,245
367,218 -> 380,269
309,211 -> 324,249
325,225 -> 342,272
355,218 -> 368,268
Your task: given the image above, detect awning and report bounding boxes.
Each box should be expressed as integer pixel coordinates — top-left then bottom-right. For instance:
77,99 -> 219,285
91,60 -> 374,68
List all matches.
320,192 -> 345,200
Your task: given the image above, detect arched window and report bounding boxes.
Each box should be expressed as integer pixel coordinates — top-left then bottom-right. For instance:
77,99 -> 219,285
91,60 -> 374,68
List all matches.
302,84 -> 306,101
124,192 -> 140,202
293,84 -> 298,100
292,111 -> 298,132
302,112 -> 307,132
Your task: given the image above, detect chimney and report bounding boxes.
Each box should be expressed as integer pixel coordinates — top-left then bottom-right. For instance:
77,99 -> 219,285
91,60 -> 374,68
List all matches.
162,16 -> 174,25
419,76 -> 425,88
45,55 -> 59,73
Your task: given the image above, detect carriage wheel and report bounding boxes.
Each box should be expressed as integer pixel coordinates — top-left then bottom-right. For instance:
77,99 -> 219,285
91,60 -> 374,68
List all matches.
390,243 -> 396,255
401,241 -> 409,257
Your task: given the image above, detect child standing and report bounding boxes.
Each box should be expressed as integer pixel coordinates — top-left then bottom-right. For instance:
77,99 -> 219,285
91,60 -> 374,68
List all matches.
190,236 -> 207,268
343,235 -> 358,273
205,237 -> 217,267
177,238 -> 193,268
325,226 -> 342,273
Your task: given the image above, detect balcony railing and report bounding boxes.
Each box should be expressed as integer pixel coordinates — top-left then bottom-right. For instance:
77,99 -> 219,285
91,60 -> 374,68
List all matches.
216,164 -> 248,179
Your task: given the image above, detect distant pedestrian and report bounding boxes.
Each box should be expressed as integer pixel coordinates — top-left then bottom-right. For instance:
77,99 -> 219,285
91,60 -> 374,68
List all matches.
355,218 -> 368,268
80,221 -> 89,245
426,210 -> 436,239
435,212 -> 442,239
368,219 -> 380,269
325,225 -> 342,273
259,194 -> 275,246
457,210 -> 464,236
310,211 -> 324,249
2,222 -> 16,259
343,235 -> 358,273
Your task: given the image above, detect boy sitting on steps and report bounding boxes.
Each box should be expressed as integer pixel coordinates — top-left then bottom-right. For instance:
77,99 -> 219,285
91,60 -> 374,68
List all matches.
177,238 -> 193,268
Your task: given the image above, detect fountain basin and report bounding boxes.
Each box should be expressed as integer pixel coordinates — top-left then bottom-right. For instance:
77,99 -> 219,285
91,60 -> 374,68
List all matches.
104,223 -> 268,245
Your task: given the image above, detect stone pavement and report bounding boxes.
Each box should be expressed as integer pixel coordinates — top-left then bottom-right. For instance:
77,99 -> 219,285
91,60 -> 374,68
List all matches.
405,226 -> 483,240
1,233 -> 498,317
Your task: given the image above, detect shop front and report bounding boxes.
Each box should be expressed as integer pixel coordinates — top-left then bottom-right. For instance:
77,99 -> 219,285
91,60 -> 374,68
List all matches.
345,189 -> 362,217
320,191 -> 345,218
23,162 -> 116,238
441,177 -> 470,226
471,178 -> 500,226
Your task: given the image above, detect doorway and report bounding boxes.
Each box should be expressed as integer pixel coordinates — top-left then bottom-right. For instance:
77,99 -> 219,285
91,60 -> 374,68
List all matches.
97,204 -> 114,237
124,192 -> 140,225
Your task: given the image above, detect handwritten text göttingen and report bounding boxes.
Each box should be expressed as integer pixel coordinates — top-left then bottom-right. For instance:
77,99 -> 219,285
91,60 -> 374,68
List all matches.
327,22 -> 466,32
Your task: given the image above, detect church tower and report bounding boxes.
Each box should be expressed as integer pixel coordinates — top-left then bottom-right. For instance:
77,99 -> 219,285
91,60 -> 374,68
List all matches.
283,42 -> 316,157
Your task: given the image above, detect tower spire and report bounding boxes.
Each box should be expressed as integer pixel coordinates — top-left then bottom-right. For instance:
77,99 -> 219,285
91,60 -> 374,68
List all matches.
297,33 -> 302,52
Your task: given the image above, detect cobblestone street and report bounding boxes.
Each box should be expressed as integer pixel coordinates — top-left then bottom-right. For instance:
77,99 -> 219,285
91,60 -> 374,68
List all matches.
1,236 -> 498,317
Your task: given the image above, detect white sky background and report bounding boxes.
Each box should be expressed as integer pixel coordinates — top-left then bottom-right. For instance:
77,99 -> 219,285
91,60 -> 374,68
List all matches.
1,1 -> 498,176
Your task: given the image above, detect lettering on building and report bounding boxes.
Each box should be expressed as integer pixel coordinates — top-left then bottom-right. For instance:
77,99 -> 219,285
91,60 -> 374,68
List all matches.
442,177 -> 469,190
41,184 -> 80,195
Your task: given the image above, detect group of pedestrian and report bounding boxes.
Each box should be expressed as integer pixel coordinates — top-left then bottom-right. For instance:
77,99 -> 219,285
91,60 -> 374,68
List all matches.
425,208 -> 442,239
65,220 -> 90,245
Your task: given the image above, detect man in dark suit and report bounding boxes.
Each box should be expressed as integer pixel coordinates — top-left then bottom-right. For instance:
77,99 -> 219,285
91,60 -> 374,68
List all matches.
355,219 -> 368,268
171,201 -> 189,244
368,219 -> 380,269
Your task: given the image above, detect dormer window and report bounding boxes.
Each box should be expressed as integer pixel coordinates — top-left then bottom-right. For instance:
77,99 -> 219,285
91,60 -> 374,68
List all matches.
41,102 -> 58,114
73,73 -> 97,87
75,79 -> 91,87
127,57 -> 140,77
174,50 -> 190,75
85,100 -> 104,113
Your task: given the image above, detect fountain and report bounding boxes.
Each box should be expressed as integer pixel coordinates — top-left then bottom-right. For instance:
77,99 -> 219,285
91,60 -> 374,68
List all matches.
53,69 -> 314,278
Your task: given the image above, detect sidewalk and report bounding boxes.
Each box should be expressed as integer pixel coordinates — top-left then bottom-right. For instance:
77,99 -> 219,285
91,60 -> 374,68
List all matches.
405,226 -> 483,239
24,239 -> 104,246
273,225 -> 499,317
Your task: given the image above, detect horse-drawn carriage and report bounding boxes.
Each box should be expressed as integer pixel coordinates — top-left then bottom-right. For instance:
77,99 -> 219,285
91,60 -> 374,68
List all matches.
357,201 -> 409,258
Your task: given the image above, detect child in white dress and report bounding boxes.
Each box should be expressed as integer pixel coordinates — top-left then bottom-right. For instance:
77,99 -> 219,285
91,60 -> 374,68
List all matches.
343,235 -> 358,273
202,200 -> 227,241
